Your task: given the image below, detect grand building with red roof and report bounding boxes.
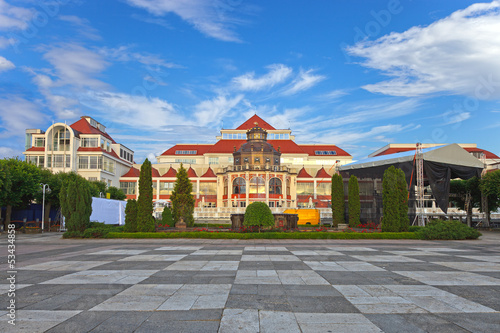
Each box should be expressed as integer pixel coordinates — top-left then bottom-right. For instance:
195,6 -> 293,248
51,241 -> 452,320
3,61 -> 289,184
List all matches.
23,116 -> 134,187
119,114 -> 353,218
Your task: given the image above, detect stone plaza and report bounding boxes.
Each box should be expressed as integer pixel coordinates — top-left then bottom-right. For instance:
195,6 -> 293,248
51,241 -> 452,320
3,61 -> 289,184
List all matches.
1,233 -> 500,332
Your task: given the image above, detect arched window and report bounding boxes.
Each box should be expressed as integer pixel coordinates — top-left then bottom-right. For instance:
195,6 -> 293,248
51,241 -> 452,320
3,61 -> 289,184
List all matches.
224,178 -> 228,195
249,176 -> 265,194
286,178 -> 290,195
233,177 -> 246,194
269,178 -> 282,195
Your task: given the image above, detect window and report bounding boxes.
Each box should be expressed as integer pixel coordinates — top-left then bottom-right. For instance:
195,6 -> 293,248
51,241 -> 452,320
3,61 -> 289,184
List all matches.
50,128 -> 70,151
88,177 -> 97,181
103,157 -> 115,174
90,118 -> 97,127
269,178 -> 282,195
315,151 -> 337,155
297,183 -> 314,195
233,177 -> 246,194
26,155 -> 44,167
223,133 -> 246,140
106,141 -> 111,152
34,138 -> 45,147
159,182 -> 174,195
175,150 -> 197,155
254,157 -> 260,164
175,159 -> 196,164
200,182 -> 217,195
120,182 -> 136,195
243,157 -> 249,163
228,157 -> 234,163
81,138 -> 98,147
78,156 -> 89,169
316,182 -> 331,195
224,179 -> 228,195
249,176 -> 265,194
269,201 -> 275,207
209,157 -> 219,165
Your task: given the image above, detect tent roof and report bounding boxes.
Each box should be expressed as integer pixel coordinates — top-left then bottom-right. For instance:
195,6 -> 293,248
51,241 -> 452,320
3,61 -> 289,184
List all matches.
340,144 -> 484,171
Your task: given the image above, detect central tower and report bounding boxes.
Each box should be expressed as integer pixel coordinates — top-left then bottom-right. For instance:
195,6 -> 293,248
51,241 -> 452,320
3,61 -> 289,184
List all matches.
233,122 -> 281,169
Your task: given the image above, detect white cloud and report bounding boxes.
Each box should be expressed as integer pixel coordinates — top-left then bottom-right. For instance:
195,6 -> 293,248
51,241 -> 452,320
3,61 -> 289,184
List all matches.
99,46 -> 180,69
0,36 -> 15,49
81,91 -> 189,130
0,95 -> 45,139
195,94 -> 244,126
320,89 -> 348,100
232,64 -> 292,91
59,15 -> 101,40
0,0 -> 33,30
282,69 -> 326,95
441,111 -> 471,125
0,146 -> 20,159
125,0 -> 251,42
347,1 -> 500,99
0,56 -> 14,72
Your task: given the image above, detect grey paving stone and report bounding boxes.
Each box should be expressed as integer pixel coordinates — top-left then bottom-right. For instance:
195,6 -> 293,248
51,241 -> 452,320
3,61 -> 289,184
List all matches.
295,313 -> 383,333
0,310 -> 81,333
219,309 -> 259,333
237,261 -> 275,270
358,271 -> 424,285
365,314 -> 470,333
259,310 -> 301,333
225,294 -> 292,311
435,313 -> 500,333
89,261 -> 173,270
283,284 -> 342,297
230,284 -> 259,295
287,295 -> 360,313
135,318 -> 220,333
272,261 -> 312,270
371,262 -> 460,271
11,271 -> 73,284
436,285 -> 500,311
23,294 -> 112,311
89,311 -> 152,332
45,311 -> 115,333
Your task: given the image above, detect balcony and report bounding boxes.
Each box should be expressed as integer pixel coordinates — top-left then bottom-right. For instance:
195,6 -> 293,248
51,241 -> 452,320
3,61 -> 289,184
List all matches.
218,165 -> 294,173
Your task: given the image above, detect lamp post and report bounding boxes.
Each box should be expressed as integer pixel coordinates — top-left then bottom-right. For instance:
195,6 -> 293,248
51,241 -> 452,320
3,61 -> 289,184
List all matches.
40,183 -> 51,232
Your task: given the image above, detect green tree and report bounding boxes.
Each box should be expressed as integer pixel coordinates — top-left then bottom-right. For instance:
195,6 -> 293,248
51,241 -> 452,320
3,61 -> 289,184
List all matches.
348,175 -> 360,228
0,158 -> 41,229
34,169 -> 66,224
480,170 -> 500,222
331,173 -> 345,227
396,168 -> 409,232
161,206 -> 175,227
450,177 -> 482,226
171,164 -> 195,227
136,158 -> 155,232
0,160 -> 12,225
60,174 -> 92,233
89,180 -> 107,198
382,165 -> 400,232
107,186 -> 127,200
244,201 -> 274,232
124,199 -> 138,232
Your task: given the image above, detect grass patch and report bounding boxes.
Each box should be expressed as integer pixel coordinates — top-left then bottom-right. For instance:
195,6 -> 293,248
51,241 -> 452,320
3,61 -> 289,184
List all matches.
107,231 -> 420,240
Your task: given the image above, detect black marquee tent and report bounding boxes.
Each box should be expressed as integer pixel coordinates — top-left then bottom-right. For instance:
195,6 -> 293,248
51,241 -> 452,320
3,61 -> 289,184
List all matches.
339,144 -> 484,222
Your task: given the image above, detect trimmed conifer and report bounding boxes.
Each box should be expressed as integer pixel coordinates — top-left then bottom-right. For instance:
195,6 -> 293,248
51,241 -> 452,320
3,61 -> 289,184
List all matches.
171,164 -> 195,227
348,175 -> 361,228
60,175 -> 92,233
124,199 -> 138,232
382,166 -> 400,232
136,158 -> 155,232
331,173 -> 345,227
396,168 -> 409,231
161,206 -> 175,227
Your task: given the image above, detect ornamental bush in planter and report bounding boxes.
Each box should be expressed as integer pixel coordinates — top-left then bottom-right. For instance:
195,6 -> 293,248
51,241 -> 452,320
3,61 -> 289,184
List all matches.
244,202 -> 274,232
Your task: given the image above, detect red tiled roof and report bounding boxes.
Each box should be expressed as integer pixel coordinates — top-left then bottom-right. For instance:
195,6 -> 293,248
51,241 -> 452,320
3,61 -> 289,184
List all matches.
187,167 -> 198,177
77,147 -> 131,165
26,147 -> 44,152
122,167 -> 140,178
268,140 -> 305,154
315,167 -> 331,179
236,115 -> 276,130
298,145 -> 351,157
208,140 -> 244,154
162,166 -> 177,177
464,148 -> 499,159
201,167 -> 216,178
152,167 -> 161,178
161,144 -> 213,156
70,118 -> 116,143
297,167 -> 312,178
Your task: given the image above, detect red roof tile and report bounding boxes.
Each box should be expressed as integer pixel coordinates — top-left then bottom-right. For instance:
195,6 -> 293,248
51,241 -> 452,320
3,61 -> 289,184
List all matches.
374,146 -> 499,159
315,167 -> 331,179
268,140 -> 305,154
187,167 -> 198,178
26,147 -> 44,152
70,118 -> 116,143
122,167 -> 140,178
298,145 -> 351,157
464,148 -> 499,159
201,167 -> 216,178
162,166 -> 177,177
152,167 -> 161,178
236,115 -> 276,130
208,140 -> 244,154
161,144 -> 213,156
297,167 -> 312,178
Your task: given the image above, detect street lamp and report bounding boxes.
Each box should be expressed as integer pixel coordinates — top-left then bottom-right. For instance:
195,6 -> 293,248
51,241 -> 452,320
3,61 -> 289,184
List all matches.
40,183 -> 51,232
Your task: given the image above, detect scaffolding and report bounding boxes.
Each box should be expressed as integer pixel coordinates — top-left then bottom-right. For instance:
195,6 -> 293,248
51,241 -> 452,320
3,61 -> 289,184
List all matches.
415,143 -> 426,226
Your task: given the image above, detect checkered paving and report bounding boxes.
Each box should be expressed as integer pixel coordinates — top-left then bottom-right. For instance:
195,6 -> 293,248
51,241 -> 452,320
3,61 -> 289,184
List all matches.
1,237 -> 500,332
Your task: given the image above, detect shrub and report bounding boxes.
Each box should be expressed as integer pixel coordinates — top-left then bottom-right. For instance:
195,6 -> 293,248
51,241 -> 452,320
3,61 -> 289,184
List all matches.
171,164 -> 195,227
348,175 -> 360,228
331,174 -> 345,227
418,220 -> 481,240
60,175 -> 92,233
408,225 -> 424,233
124,199 -> 138,232
83,228 -> 109,238
381,166 -> 409,232
62,230 -> 84,238
244,202 -> 274,231
137,159 -> 155,232
161,206 -> 175,227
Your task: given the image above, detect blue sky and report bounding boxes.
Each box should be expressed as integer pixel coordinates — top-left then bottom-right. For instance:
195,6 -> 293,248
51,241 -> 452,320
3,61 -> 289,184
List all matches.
0,0 -> 499,162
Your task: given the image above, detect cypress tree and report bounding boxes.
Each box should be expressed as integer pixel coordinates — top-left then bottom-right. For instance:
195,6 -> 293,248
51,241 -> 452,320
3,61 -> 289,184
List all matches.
124,199 -> 138,232
331,173 -> 345,227
161,206 -> 175,227
348,175 -> 361,228
396,168 -> 409,231
382,166 -> 399,232
60,175 -> 92,233
171,164 -> 195,227
137,158 -> 155,232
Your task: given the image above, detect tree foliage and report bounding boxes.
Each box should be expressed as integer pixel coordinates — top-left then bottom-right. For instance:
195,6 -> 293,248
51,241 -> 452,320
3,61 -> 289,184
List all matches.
171,164 -> 195,227
89,180 -> 107,198
348,175 -> 360,228
161,206 -> 175,227
382,166 -> 409,232
124,199 -> 138,232
480,170 -> 500,216
244,201 -> 274,231
331,173 -> 345,227
60,174 -> 92,233
136,158 -> 155,232
107,186 -> 127,200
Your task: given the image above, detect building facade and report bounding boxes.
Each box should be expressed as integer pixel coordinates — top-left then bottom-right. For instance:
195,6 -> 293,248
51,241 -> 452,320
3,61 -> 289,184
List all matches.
23,116 -> 134,187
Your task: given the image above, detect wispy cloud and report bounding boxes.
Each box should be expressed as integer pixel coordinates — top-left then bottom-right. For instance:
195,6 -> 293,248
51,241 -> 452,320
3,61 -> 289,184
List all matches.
195,94 -> 244,126
282,69 -> 326,95
440,111 -> 471,125
232,64 -> 292,91
0,95 -> 45,139
319,89 -> 348,101
346,0 -> 500,99
0,56 -> 14,72
0,0 -> 33,30
0,36 -> 15,49
99,45 -> 181,69
59,15 -> 101,40
125,0 -> 254,42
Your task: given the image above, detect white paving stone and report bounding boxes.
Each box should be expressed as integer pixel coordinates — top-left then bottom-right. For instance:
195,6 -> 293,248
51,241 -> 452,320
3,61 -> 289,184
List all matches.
119,254 -> 187,261
0,284 -> 31,295
157,284 -> 231,310
304,261 -> 385,271
432,261 -> 500,271
326,247 -> 377,251
219,309 -> 259,333
90,295 -> 167,311
276,270 -> 330,285
235,270 -> 281,284
245,246 -> 288,251
118,284 -> 183,296
458,255 -> 500,262
351,255 -> 422,262
385,250 -> 448,256
295,313 -> 383,333
241,255 -> 300,261
40,270 -> 158,284
19,260 -> 110,271
410,247 -> 470,252
291,250 -> 344,256
260,311 -> 301,333
0,310 -> 81,333
394,271 -> 500,285
191,250 -> 243,255
155,246 -> 203,251
88,249 -> 148,255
